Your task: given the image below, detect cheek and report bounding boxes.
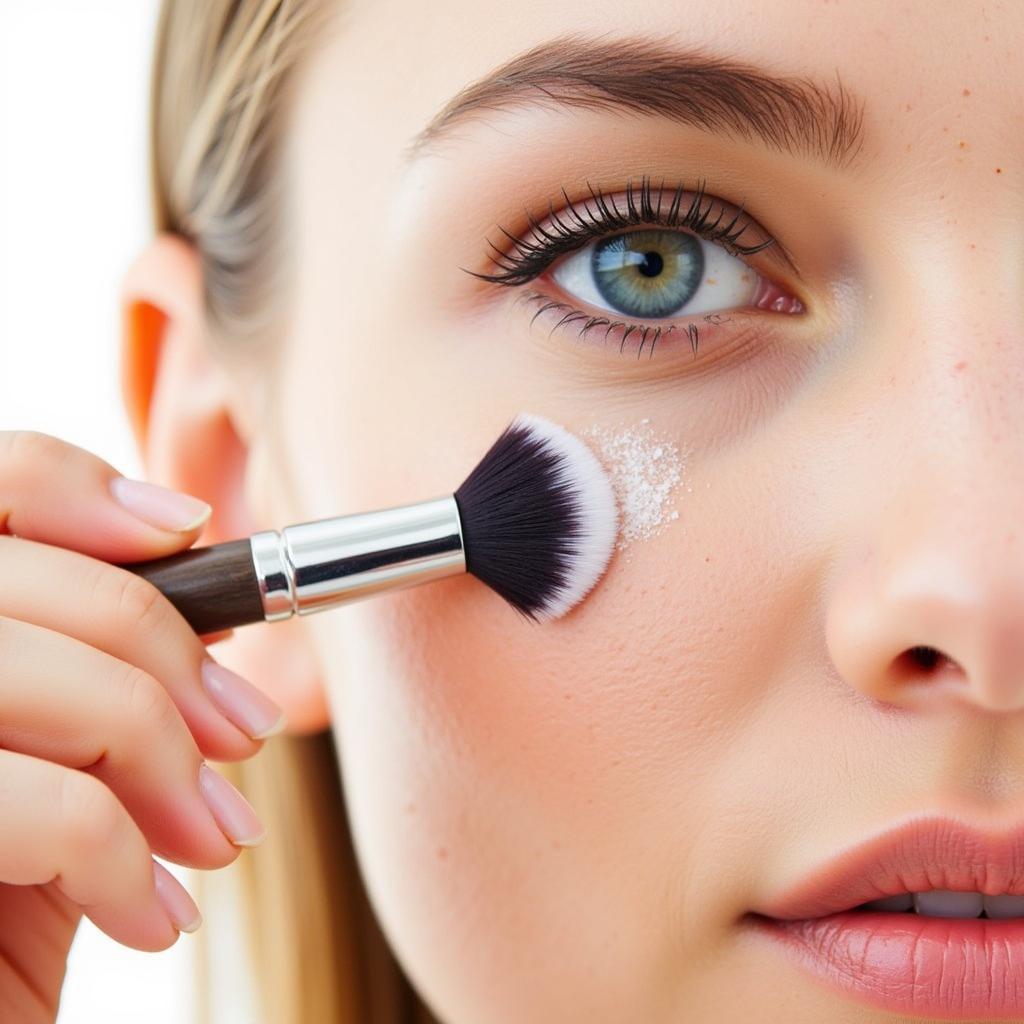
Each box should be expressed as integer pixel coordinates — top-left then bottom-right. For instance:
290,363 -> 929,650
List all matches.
275,311 -> 811,1013
312,507 -> 764,1016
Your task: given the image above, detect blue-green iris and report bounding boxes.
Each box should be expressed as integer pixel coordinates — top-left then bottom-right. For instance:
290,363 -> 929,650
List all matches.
591,230 -> 704,318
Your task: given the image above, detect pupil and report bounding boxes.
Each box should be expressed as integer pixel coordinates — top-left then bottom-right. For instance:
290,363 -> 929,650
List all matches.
638,251 -> 663,277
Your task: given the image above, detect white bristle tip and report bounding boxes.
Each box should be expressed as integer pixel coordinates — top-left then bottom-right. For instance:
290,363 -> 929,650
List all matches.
511,413 -> 619,621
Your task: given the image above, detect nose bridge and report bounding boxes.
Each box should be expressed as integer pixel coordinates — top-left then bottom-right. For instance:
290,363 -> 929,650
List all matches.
823,234 -> 1024,714
895,276 -> 1024,512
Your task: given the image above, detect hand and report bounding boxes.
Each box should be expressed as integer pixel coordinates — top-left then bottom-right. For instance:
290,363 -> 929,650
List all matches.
0,431 -> 286,1023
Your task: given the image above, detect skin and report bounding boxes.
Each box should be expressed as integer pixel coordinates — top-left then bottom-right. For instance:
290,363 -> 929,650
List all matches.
122,1 -> 1024,1021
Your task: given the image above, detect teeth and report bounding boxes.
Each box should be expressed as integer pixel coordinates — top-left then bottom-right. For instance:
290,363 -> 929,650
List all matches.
858,890 -> 1024,917
983,894 -> 1024,918
914,890 -> 984,917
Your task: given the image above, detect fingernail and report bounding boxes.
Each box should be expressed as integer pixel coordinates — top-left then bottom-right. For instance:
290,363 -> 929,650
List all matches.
153,859 -> 202,933
201,657 -> 287,740
109,476 -> 212,533
198,762 -> 267,847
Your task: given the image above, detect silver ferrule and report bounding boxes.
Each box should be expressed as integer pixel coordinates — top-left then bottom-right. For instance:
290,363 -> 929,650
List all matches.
249,494 -> 466,621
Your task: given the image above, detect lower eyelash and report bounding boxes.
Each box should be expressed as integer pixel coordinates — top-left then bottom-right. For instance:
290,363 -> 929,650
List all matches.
517,289 -> 696,360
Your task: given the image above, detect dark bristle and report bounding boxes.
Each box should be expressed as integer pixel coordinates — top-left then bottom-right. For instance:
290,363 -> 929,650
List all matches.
454,420 -> 585,621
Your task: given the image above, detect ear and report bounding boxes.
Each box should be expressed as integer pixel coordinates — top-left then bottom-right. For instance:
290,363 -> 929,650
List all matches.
119,233 -> 329,734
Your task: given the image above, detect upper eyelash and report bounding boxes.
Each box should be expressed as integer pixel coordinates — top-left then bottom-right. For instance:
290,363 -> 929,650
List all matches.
462,175 -> 779,288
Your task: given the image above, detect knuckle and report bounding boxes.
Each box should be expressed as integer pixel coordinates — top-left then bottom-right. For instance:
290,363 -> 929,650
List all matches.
1,430 -> 72,477
119,664 -> 178,735
58,769 -> 123,855
111,570 -> 168,636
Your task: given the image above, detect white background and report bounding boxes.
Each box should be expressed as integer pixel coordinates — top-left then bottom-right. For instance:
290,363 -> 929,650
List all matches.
1,3 -> 200,1021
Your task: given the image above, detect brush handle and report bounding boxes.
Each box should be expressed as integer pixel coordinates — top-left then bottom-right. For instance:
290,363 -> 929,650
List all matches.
121,539 -> 265,635
118,496 -> 467,637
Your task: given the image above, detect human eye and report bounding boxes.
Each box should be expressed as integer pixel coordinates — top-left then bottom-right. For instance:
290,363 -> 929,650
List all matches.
463,175 -> 805,360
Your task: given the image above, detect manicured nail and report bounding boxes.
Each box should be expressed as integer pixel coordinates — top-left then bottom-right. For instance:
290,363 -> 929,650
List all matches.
198,762 -> 267,847
201,657 -> 287,740
153,859 -> 202,933
109,476 -> 212,532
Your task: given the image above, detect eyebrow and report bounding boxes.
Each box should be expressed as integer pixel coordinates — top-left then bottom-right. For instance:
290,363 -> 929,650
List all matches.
403,34 -> 867,171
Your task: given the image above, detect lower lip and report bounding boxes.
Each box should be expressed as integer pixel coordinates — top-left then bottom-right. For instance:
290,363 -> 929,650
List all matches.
749,910 -> 1024,1018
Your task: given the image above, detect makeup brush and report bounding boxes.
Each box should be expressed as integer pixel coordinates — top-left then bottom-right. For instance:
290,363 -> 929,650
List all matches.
119,413 -> 618,635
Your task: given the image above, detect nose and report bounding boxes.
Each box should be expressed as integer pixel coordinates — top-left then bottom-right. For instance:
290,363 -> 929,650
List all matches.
824,325 -> 1024,715
826,524 -> 1024,714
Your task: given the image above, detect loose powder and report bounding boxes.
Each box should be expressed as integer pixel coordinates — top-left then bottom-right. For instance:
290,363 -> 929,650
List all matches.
580,418 -> 690,554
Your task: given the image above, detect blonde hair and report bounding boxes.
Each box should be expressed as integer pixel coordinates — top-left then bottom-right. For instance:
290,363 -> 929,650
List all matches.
149,2 -> 438,1021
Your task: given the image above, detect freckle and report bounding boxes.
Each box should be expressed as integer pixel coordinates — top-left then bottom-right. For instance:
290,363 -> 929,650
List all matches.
958,140 -> 968,149
905,102 -> 913,112
942,125 -> 949,132
962,88 -> 971,97
969,242 -> 976,250
405,802 -> 417,814
437,847 -> 448,860
704,555 -> 712,563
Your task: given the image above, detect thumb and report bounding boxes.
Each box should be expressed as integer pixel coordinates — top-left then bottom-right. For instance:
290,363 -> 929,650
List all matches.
0,430 -> 212,563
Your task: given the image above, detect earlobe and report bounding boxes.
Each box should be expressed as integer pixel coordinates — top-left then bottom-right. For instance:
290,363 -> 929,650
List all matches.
118,232 -> 331,735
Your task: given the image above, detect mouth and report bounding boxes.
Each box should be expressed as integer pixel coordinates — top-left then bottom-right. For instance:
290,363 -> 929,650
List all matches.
815,888 -> 1024,916
745,815 -> 1024,1019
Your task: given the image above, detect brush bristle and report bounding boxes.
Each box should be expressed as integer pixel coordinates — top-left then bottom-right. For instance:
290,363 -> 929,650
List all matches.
453,413 -> 618,622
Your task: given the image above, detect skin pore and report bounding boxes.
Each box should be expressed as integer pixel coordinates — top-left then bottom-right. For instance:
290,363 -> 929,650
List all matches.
125,1 -> 1024,1021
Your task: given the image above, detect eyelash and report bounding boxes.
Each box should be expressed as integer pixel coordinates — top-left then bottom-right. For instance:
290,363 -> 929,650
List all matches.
463,175 -> 784,358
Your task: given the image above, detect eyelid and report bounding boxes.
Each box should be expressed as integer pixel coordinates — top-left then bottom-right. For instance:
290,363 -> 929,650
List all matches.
463,175 -> 798,290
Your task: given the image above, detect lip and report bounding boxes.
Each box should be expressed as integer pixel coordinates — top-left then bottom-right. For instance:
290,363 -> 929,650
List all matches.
755,815 -> 1024,920
745,815 -> 1024,1018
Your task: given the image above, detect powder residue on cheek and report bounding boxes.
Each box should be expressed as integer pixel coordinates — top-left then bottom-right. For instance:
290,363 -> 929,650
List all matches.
580,418 -> 690,554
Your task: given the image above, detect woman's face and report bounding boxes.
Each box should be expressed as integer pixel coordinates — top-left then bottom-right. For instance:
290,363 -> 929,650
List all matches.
251,1 -> 1024,1019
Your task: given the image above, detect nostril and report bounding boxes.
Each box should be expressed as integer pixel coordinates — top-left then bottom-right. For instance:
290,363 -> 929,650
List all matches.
906,645 -> 943,670
889,645 -> 964,684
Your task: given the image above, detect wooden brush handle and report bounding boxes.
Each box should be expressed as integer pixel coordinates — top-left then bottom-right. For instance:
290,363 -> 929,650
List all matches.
120,538 -> 267,636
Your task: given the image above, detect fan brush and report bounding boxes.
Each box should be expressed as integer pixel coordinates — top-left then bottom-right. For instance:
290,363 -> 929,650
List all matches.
120,413 -> 618,634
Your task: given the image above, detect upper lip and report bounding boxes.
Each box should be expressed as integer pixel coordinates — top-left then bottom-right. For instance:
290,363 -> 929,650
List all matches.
752,815 -> 1024,921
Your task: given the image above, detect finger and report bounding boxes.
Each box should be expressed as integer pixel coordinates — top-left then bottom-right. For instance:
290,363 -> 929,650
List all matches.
0,749 -> 196,951
0,430 -> 211,562
0,535 -> 285,760
0,613 -> 266,868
